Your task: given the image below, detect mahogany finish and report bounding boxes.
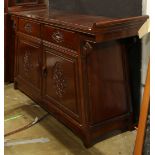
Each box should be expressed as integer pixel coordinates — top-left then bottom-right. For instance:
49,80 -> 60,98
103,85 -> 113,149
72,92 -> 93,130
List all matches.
11,9 -> 148,147
5,0 -> 15,82
19,18 -> 41,37
42,25 -> 78,50
4,0 -> 46,83
4,0 -> 8,82
15,34 -> 42,97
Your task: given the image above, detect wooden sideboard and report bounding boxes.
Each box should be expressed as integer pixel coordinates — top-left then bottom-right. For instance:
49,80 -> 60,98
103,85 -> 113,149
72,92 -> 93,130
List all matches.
11,9 -> 148,147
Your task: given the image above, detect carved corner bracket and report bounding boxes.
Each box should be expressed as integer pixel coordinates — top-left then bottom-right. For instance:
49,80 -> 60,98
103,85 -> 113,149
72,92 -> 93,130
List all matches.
82,42 -> 93,58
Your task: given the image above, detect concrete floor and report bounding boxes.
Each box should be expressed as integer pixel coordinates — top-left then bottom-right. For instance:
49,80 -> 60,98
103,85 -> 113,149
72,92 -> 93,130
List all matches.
4,84 -> 136,155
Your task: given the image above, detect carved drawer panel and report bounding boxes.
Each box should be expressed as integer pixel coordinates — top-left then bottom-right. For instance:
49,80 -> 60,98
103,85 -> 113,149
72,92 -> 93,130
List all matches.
42,25 -> 79,50
19,18 -> 40,37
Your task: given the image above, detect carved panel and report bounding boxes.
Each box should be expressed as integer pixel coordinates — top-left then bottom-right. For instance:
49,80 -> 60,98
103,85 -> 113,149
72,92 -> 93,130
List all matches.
24,23 -> 32,33
52,61 -> 67,98
52,31 -> 64,43
17,39 -> 41,92
23,49 -> 33,74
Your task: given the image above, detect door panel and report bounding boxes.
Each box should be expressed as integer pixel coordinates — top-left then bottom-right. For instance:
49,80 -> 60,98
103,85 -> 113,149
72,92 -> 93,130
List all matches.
16,38 -> 41,93
43,47 -> 81,121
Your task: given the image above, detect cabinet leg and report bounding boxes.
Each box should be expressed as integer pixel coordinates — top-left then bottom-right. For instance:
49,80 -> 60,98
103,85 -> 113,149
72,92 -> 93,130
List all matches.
83,140 -> 93,148
82,132 -> 93,148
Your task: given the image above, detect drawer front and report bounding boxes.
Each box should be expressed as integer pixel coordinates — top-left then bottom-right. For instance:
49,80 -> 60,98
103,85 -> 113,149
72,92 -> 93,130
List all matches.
42,25 -> 78,50
19,19 -> 40,37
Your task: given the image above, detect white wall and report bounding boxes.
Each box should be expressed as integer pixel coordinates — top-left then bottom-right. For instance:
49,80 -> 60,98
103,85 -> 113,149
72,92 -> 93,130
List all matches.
141,0 -> 150,99
142,0 -> 150,15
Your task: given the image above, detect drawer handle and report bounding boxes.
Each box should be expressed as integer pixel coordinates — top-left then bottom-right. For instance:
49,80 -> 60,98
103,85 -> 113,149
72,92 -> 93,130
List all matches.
24,23 -> 32,33
52,31 -> 64,43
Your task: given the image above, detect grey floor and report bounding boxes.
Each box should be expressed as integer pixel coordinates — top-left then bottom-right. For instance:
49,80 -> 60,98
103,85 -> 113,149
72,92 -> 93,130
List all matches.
4,84 -> 136,155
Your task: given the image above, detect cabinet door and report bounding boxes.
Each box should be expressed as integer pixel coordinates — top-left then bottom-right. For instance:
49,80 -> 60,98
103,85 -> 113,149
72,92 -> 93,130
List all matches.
15,37 -> 41,96
42,47 -> 81,122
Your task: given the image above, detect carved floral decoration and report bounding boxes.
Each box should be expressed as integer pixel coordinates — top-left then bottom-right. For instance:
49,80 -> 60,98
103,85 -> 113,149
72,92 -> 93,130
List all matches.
52,62 -> 67,98
23,50 -> 33,75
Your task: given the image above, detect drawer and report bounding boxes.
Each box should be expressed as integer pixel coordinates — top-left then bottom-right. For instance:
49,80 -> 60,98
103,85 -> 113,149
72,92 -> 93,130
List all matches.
19,19 -> 40,38
42,25 -> 78,50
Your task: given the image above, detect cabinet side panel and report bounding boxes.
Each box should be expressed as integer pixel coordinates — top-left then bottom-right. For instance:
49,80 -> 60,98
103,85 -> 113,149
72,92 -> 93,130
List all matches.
87,41 -> 132,125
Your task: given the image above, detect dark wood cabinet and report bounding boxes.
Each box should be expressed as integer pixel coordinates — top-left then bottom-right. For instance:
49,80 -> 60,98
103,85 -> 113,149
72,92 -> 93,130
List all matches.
11,10 -> 148,147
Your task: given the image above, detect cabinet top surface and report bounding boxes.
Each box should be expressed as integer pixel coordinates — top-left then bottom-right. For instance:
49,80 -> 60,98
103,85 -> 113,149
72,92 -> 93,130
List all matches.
11,9 -> 148,36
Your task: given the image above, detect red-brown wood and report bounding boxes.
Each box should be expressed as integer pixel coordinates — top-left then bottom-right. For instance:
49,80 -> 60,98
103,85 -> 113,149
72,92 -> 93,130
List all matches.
42,45 -> 81,122
4,13 -> 8,82
11,10 -> 148,36
4,0 -> 9,82
42,25 -> 79,50
11,10 -> 148,147
19,18 -> 41,37
15,33 -> 42,97
4,13 -> 15,82
4,0 -> 46,83
86,41 -> 131,125
4,0 -> 8,13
